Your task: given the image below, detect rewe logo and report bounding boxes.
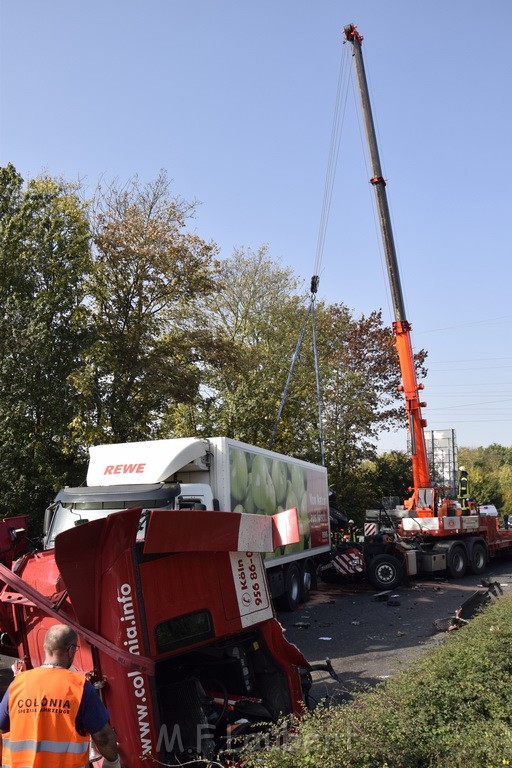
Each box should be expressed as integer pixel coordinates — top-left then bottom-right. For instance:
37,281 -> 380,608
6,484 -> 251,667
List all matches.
104,463 -> 146,476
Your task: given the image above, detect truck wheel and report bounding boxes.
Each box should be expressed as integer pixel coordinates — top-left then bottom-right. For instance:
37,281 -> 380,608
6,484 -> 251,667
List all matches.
299,559 -> 316,603
367,554 -> 404,590
277,564 -> 301,612
469,542 -> 487,575
446,544 -> 468,578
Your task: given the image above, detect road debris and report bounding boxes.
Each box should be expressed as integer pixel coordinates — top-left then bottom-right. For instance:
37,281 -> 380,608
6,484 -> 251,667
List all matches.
433,580 -> 503,632
373,590 -> 392,602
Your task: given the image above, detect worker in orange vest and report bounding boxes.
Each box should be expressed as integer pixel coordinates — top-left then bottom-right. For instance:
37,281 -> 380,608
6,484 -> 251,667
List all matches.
0,624 -> 121,768
458,466 -> 470,516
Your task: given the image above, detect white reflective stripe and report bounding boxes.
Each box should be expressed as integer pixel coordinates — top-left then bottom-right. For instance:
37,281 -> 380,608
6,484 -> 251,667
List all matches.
5,737 -> 89,754
237,514 -> 273,552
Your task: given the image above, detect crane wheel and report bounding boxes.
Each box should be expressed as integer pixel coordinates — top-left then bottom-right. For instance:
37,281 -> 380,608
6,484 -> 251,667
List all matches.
446,544 -> 468,579
367,554 -> 404,590
468,542 -> 488,575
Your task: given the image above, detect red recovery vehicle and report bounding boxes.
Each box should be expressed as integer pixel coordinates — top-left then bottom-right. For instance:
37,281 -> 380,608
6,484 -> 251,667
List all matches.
0,505 -> 324,766
323,25 -> 512,590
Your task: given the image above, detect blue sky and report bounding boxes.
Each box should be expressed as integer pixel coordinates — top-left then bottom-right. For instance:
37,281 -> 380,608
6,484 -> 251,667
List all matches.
1,1 -> 511,452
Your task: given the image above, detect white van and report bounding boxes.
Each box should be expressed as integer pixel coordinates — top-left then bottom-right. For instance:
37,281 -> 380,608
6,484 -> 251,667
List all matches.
478,503 -> 498,516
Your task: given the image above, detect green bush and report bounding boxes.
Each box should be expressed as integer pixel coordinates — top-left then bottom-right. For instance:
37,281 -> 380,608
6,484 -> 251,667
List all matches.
239,592 -> 512,768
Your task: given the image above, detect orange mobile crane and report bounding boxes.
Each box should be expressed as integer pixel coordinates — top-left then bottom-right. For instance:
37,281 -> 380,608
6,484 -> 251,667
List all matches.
326,25 -> 512,590
344,23 -> 440,518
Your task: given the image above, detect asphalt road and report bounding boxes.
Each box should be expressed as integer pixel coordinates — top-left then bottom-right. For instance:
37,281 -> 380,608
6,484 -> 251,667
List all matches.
276,558 -> 512,706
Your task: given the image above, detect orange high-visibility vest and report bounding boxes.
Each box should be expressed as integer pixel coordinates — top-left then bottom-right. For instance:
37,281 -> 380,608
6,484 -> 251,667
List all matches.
2,667 -> 90,768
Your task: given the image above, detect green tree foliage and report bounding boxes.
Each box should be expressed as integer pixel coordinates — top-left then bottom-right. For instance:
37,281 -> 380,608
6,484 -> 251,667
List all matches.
0,164 -> 91,524
458,443 -> 512,514
348,450 -> 413,522
70,172 -> 221,444
165,245 -> 312,449
319,306 -> 407,513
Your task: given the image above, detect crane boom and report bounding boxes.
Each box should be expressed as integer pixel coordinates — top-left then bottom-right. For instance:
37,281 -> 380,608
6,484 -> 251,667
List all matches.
344,24 -> 433,510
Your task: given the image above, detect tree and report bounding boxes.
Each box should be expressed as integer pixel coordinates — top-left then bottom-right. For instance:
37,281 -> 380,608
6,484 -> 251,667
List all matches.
458,444 -> 512,513
166,245 -> 314,450
376,449 -> 413,503
70,172 -> 221,444
0,164 -> 91,525
317,305 -> 409,513
497,464 -> 512,516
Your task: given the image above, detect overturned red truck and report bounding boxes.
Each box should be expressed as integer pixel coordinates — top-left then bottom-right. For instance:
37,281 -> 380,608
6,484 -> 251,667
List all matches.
0,503 -> 317,765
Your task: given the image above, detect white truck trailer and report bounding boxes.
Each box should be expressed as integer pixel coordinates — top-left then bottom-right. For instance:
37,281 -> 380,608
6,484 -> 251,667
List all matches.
44,437 -> 331,610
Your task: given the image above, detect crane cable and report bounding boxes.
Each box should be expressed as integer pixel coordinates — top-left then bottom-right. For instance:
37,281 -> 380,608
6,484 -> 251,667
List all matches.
310,280 -> 324,465
314,41 -> 351,278
269,42 -> 351,462
268,276 -> 321,455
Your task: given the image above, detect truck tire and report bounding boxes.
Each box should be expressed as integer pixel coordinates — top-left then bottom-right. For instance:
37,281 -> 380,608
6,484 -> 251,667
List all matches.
367,554 -> 404,590
468,541 -> 488,575
277,564 -> 301,612
446,544 -> 468,578
299,559 -> 316,603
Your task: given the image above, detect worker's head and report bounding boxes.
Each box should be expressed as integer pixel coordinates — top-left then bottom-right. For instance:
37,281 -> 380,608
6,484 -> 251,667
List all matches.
44,624 -> 78,667
459,466 -> 466,472
348,519 -> 355,526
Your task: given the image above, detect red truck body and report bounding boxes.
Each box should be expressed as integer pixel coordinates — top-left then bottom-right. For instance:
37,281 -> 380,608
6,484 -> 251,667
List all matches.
0,507 -> 310,765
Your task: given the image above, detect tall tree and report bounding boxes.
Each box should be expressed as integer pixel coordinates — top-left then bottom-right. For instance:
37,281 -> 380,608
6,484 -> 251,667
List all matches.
166,245 -> 317,450
348,450 -> 413,523
71,172 -> 220,444
319,305 -> 404,508
458,444 -> 512,513
0,164 -> 91,524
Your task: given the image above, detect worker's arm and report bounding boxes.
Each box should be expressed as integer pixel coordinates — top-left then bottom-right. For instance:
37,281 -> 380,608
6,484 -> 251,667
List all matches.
91,722 -> 119,764
79,681 -> 120,765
